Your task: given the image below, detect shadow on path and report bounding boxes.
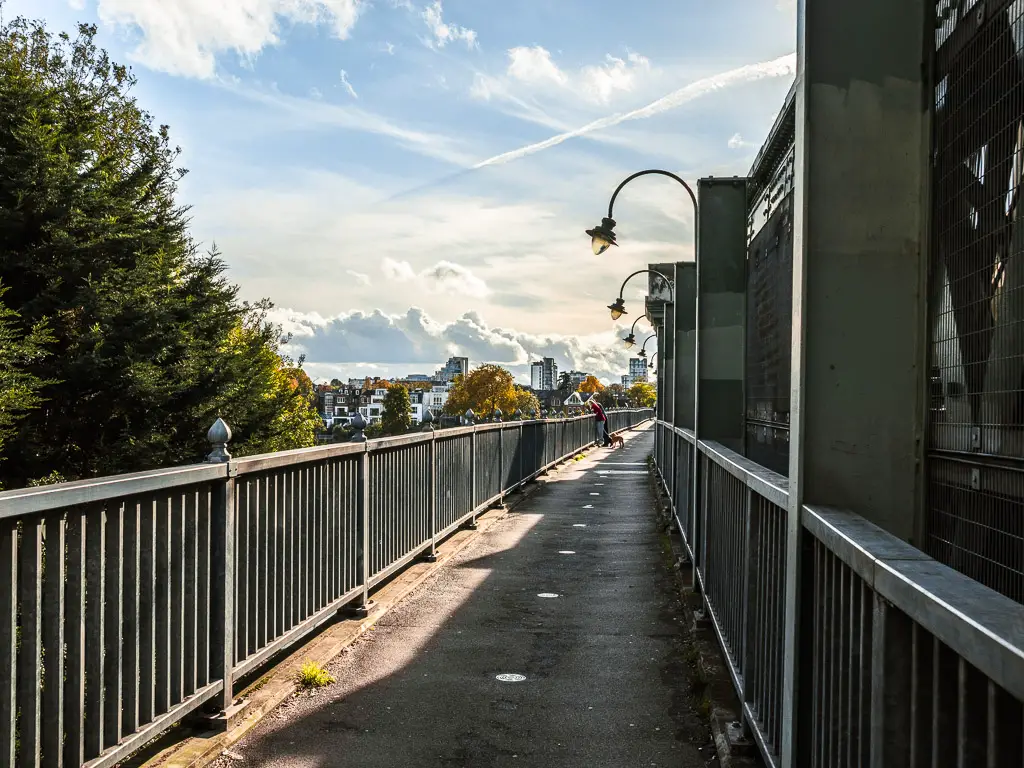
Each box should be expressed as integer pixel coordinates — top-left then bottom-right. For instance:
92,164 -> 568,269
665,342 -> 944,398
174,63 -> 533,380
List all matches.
211,426 -> 711,768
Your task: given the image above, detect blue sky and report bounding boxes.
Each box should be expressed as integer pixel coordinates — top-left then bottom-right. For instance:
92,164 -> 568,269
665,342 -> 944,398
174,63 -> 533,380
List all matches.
7,0 -> 796,384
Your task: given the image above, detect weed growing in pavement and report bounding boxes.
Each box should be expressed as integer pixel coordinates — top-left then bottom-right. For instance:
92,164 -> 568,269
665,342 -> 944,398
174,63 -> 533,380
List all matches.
296,661 -> 335,689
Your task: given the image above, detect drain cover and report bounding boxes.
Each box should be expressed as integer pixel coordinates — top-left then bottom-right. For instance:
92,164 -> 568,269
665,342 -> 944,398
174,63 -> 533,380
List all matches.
496,673 -> 526,683
537,593 -> 559,598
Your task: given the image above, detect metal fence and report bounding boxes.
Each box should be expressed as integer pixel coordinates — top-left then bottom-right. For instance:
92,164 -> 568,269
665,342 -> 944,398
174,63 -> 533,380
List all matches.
927,0 -> 1024,603
0,409 -> 651,768
654,419 -> 1024,767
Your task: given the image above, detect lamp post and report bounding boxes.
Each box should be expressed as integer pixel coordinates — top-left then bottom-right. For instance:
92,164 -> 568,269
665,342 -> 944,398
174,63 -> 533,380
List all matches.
638,334 -> 657,358
621,315 -> 650,348
586,169 -> 697,256
587,169 -> 697,507
606,269 -> 673,321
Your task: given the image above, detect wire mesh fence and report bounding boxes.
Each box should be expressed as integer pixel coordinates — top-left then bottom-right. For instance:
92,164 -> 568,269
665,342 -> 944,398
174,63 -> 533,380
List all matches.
927,0 -> 1024,603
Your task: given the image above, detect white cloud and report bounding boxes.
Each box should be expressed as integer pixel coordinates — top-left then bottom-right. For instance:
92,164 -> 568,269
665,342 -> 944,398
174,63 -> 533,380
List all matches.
479,46 -> 651,106
383,41 -> 396,54
421,0 -> 478,50
94,0 -> 364,79
272,306 -> 654,384
339,69 -> 358,98
346,269 -> 371,286
382,258 -> 418,282
382,259 -> 490,297
309,86 -> 323,99
507,46 -> 569,87
580,52 -> 652,104
728,132 -> 758,150
473,53 -> 796,168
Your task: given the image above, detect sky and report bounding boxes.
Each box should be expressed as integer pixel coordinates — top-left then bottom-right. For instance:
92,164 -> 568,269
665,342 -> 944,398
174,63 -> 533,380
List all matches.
5,0 -> 797,385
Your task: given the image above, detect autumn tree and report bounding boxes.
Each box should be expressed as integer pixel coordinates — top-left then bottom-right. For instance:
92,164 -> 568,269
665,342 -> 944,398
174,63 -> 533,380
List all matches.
627,381 -> 657,408
578,375 -> 605,394
443,364 -> 516,418
381,384 -> 412,435
504,386 -> 541,417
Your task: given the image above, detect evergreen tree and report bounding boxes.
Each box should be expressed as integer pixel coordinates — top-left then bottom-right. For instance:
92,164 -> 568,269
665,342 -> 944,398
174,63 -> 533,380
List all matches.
0,283 -> 53,476
381,385 -> 412,435
0,16 -> 318,485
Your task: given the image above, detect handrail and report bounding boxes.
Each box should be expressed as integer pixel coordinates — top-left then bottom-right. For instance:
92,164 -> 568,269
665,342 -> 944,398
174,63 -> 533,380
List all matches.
0,462 -> 228,519
802,504 -> 1024,702
652,418 -> 1024,764
0,410 -> 647,506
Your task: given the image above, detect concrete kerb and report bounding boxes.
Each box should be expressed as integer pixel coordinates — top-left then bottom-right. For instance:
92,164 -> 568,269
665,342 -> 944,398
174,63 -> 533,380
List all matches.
135,443 -> 594,768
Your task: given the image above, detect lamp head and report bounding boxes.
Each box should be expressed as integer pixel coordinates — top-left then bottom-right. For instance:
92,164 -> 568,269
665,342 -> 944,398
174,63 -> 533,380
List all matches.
586,217 -> 618,255
622,333 -> 636,348
608,297 -> 627,321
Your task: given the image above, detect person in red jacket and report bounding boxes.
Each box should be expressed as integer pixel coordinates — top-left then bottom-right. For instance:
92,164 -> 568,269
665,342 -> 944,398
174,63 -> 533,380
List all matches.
590,400 -> 613,447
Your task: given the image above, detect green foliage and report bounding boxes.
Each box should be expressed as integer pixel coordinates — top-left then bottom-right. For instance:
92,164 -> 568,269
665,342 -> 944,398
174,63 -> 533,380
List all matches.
381,385 -> 412,435
627,381 -> 657,408
296,661 -> 335,689
596,384 -> 625,409
0,16 -> 319,486
364,420 -> 384,439
0,284 -> 53,462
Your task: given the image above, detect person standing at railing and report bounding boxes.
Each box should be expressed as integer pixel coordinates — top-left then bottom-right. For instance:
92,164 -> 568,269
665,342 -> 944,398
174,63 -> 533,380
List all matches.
590,400 -> 613,447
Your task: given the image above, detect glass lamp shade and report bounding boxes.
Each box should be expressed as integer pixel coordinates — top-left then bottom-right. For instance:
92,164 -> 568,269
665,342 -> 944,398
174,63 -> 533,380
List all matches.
592,235 -> 613,255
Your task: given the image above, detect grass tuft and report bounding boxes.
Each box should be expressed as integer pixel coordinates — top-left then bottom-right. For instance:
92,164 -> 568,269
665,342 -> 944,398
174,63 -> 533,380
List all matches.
296,661 -> 335,689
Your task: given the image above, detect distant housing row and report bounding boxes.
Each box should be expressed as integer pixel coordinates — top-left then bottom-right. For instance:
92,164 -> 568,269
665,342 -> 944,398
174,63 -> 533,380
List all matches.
316,355 -> 650,430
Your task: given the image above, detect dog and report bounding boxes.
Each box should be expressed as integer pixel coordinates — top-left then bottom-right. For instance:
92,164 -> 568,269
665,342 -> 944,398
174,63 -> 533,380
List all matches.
610,433 -> 625,449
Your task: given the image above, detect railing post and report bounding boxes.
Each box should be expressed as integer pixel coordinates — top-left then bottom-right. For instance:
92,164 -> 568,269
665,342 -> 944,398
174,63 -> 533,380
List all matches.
741,487 -> 754,702
206,419 -> 235,713
355,446 -> 373,615
498,425 -> 505,505
869,594 -> 913,768
425,434 -> 437,562
518,422 -> 524,485
468,428 -> 478,529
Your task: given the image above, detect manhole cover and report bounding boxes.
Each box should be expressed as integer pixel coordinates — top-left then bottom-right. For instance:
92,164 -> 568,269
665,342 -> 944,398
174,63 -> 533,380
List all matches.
537,593 -> 559,598
496,673 -> 526,682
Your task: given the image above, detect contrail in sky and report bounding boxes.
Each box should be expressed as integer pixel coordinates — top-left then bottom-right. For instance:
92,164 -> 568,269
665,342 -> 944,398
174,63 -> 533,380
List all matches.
472,53 -> 797,169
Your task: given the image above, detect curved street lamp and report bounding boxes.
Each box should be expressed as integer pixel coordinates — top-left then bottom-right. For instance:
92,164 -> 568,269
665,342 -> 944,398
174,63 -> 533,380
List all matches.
621,315 -> 650,348
637,334 -> 657,358
649,351 -> 658,369
608,269 -> 673,320
586,169 -> 698,256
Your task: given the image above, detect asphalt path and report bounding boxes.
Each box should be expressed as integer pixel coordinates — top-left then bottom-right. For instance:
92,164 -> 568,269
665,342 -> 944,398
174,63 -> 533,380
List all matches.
213,424 -> 710,768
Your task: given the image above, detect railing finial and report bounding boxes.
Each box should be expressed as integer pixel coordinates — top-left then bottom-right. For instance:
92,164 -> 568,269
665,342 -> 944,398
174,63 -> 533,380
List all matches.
350,411 -> 368,442
206,418 -> 232,463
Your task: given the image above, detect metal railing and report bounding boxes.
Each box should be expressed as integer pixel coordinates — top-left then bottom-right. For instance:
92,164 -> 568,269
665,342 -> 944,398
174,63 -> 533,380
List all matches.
0,409 -> 652,768
653,419 -> 1024,767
